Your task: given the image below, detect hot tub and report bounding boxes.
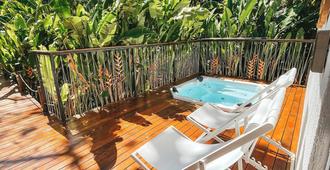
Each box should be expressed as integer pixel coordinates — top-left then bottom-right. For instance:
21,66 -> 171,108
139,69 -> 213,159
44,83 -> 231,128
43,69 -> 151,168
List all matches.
170,76 -> 266,110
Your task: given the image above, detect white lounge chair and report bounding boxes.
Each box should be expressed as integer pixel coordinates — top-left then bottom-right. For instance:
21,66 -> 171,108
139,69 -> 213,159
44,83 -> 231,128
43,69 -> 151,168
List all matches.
131,88 -> 286,170
187,68 -> 296,141
186,68 -> 297,169
230,67 -> 296,113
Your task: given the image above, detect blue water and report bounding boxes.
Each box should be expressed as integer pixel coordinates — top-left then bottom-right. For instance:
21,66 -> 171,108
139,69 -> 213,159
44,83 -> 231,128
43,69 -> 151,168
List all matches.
176,78 -> 261,107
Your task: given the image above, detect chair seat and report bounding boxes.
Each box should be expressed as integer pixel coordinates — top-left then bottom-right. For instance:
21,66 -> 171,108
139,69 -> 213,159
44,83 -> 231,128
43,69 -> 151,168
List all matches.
189,98 -> 271,131
135,126 -> 244,170
188,103 -> 239,129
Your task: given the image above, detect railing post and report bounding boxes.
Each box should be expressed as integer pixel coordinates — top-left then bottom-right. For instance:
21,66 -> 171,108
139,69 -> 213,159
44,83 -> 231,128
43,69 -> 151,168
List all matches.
130,48 -> 137,97
37,86 -> 46,112
311,30 -> 330,73
14,63 -> 24,94
35,55 -> 49,115
173,44 -> 177,82
49,55 -> 66,124
15,74 -> 24,94
198,41 -> 206,74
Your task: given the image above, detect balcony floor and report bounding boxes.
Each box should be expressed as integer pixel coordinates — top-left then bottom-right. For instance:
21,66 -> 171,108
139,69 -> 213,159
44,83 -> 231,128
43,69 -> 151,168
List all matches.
0,84 -> 305,170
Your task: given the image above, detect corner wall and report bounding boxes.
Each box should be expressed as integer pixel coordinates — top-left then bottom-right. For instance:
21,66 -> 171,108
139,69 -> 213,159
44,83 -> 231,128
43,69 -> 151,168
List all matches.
296,9 -> 330,169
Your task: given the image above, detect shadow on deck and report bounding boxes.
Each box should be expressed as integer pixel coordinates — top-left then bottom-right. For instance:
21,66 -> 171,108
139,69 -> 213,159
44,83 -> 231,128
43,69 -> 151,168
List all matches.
0,85 -> 305,170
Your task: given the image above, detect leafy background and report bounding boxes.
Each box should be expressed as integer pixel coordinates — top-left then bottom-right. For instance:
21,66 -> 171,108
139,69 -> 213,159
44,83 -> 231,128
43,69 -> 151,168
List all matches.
0,0 -> 320,74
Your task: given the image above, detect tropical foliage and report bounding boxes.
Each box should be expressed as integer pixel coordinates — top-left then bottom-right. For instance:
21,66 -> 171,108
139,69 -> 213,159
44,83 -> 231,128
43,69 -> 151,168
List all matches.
0,0 -> 320,72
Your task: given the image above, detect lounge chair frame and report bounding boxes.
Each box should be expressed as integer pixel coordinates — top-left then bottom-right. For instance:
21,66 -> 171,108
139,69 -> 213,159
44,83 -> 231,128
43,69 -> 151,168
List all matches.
187,68 -> 297,170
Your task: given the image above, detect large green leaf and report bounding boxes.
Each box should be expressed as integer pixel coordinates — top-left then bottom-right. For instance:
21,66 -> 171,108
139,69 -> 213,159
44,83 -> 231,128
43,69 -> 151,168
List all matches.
221,7 -> 233,37
61,83 -> 70,103
122,26 -> 154,38
64,16 -> 91,47
173,0 -> 190,15
149,0 -> 162,19
14,14 -> 27,31
51,0 -> 71,18
278,8 -> 297,34
296,28 -> 304,39
277,32 -> 292,60
265,0 -> 280,29
226,0 -> 233,10
38,49 -> 56,98
18,0 -> 38,9
122,26 -> 156,44
137,9 -> 146,27
238,0 -> 257,25
43,15 -> 53,30
96,12 -> 117,46
159,22 -> 180,42
266,22 -> 276,38
76,4 -> 88,16
5,28 -> 20,48
96,12 -> 116,36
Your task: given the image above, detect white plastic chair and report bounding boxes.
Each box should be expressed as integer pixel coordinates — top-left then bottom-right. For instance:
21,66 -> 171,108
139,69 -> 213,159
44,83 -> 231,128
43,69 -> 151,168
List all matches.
229,67 -> 296,113
186,68 -> 297,170
131,88 -> 286,170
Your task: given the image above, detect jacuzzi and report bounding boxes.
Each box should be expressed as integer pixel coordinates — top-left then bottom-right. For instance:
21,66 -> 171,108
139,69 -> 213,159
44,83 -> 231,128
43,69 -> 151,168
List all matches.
170,76 -> 266,111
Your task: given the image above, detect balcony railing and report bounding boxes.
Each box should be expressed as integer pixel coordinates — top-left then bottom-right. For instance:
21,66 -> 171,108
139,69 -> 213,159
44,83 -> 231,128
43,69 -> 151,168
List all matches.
30,38 -> 315,123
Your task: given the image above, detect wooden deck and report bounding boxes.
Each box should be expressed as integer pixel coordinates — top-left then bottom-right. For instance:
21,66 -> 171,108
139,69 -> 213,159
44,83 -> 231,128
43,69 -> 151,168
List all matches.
0,84 -> 305,170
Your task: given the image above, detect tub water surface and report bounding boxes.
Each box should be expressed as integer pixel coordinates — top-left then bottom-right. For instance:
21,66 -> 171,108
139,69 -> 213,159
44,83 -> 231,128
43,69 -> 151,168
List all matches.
171,76 -> 265,110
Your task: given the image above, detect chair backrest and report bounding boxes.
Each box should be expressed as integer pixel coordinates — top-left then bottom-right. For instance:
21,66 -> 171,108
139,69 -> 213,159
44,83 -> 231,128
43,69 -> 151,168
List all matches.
233,68 -> 296,113
240,87 -> 286,152
185,87 -> 286,170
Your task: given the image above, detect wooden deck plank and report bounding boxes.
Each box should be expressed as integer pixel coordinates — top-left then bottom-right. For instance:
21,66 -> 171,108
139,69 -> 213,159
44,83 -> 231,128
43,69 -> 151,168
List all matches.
0,86 -> 305,170
273,87 -> 304,169
85,106 -> 194,169
255,87 -> 297,170
16,101 -> 186,169
291,88 -> 305,152
31,100 -> 194,169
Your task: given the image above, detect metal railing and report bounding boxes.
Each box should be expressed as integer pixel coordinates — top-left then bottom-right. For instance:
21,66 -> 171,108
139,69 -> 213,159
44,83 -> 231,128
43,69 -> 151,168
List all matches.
30,38 -> 315,123
1,66 -> 41,102
199,38 -> 314,84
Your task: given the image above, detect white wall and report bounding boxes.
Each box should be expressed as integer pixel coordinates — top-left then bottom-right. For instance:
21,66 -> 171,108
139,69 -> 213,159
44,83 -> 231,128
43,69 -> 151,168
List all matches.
296,15 -> 330,170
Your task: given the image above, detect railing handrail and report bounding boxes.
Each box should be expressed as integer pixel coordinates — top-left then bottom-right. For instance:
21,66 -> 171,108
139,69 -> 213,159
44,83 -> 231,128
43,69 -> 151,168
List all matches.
32,37 -> 315,123
198,37 -> 315,43
29,38 -> 315,56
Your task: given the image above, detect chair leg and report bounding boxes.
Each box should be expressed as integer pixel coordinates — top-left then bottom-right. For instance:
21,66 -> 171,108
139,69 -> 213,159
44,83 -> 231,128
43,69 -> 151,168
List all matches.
187,116 -> 225,143
243,156 -> 268,170
214,136 -> 225,143
198,160 -> 206,170
188,117 -> 212,143
196,132 -> 224,143
131,153 -> 151,170
289,155 -> 296,170
188,117 -> 224,143
261,136 -> 294,156
235,121 -> 241,137
238,159 -> 244,170
261,135 -> 295,170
